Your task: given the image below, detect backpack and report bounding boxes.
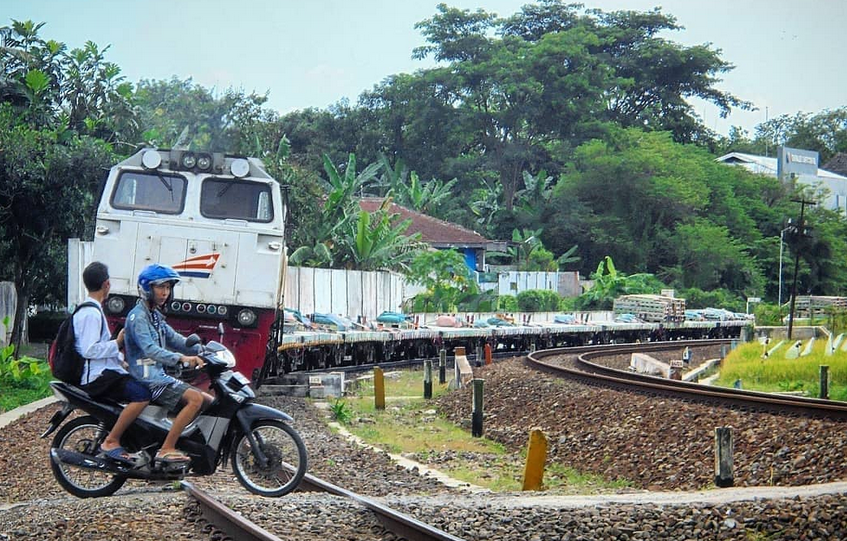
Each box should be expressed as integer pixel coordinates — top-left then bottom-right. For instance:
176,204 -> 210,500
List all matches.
48,302 -> 103,385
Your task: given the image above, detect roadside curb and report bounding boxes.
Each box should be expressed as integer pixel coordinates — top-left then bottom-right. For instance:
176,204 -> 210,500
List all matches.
0,396 -> 57,429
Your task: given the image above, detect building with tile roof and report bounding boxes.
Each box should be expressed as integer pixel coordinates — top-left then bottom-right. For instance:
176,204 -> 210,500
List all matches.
359,197 -> 507,273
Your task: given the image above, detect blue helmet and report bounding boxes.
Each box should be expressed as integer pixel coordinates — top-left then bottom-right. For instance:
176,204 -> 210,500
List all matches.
138,264 -> 180,302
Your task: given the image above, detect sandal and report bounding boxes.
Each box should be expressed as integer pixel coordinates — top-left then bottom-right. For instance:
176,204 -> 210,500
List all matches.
156,450 -> 191,463
100,446 -> 137,466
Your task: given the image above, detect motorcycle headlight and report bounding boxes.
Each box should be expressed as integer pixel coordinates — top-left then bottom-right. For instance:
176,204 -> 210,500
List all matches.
216,349 -> 236,368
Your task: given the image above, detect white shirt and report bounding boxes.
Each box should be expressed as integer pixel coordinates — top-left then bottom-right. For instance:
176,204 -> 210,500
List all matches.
72,297 -> 126,385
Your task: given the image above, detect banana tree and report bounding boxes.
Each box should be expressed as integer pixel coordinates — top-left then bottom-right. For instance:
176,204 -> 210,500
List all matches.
579,256 -> 662,309
337,202 -> 424,271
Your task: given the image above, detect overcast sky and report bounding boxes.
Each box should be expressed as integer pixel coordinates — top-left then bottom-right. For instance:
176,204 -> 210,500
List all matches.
5,0 -> 846,136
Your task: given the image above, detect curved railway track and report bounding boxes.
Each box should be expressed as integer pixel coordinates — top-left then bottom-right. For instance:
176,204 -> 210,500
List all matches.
528,339 -> 847,419
183,475 -> 465,541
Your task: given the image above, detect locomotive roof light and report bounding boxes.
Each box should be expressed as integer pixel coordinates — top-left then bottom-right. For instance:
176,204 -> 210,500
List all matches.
230,158 -> 250,178
196,153 -> 213,172
180,151 -> 197,170
141,149 -> 162,169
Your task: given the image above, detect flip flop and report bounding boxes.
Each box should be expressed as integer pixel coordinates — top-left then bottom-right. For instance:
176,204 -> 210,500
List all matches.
100,446 -> 136,466
155,450 -> 191,463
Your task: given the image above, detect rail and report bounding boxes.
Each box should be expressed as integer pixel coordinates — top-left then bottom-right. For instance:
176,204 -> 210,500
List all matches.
527,340 -> 847,420
183,474 -> 466,541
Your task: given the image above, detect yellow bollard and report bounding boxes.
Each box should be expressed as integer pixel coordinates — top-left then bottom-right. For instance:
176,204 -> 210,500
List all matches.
374,367 -> 385,410
522,427 -> 547,490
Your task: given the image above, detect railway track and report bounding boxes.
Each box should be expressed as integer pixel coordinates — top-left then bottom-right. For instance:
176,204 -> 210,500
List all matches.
183,475 -> 465,541
528,339 -> 847,419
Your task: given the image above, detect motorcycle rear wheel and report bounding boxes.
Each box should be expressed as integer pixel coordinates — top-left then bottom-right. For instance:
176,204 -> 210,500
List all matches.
231,420 -> 307,497
50,415 -> 127,498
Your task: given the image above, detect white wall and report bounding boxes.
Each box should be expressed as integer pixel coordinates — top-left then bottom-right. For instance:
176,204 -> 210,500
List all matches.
284,266 -> 406,320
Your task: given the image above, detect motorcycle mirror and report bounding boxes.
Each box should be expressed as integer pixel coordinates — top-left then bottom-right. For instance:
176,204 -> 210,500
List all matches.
185,334 -> 202,348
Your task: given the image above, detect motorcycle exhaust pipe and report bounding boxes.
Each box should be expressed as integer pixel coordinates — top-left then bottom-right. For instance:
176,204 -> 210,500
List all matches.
50,448 -> 128,474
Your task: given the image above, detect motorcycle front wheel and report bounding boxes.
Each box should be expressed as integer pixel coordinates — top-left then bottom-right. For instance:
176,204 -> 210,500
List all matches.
50,415 -> 127,498
231,420 -> 307,497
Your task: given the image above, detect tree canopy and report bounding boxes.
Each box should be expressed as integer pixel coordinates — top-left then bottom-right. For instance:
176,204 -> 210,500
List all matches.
3,4 -> 847,338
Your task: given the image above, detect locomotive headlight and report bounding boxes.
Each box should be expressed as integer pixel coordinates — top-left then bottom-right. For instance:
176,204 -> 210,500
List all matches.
180,152 -> 197,169
196,153 -> 213,172
105,296 -> 126,314
237,308 -> 257,327
141,149 -> 162,169
170,301 -> 181,311
230,158 -> 250,178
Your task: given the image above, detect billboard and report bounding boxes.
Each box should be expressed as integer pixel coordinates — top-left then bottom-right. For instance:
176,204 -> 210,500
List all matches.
777,146 -> 818,181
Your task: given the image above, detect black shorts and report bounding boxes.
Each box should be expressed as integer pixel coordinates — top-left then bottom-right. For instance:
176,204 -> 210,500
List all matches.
81,370 -> 152,403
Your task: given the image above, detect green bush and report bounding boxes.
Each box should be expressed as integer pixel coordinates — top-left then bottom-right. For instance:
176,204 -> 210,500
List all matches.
0,343 -> 52,413
497,295 -> 518,312
558,296 -> 578,311
516,289 -> 562,312
28,310 -> 66,341
678,287 -> 744,312
754,303 -> 784,326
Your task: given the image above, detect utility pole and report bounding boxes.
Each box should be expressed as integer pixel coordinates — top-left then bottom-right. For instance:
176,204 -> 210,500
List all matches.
787,198 -> 816,340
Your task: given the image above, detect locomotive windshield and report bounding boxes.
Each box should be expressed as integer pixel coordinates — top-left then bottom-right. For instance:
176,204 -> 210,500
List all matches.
112,171 -> 187,214
200,178 -> 273,222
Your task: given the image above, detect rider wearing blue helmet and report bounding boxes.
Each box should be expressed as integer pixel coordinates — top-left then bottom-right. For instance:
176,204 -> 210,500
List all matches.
124,264 -> 212,463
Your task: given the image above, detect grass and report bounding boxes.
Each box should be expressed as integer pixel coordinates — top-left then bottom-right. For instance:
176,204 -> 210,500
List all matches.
716,337 -> 847,400
334,367 -> 631,493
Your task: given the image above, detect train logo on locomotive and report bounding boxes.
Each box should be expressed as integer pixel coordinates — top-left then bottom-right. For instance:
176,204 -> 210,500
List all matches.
172,253 -> 221,279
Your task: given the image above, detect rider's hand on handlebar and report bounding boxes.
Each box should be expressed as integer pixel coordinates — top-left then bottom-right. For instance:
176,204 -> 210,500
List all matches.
180,355 -> 205,369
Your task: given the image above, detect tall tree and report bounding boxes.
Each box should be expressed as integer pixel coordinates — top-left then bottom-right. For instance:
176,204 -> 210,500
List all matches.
0,20 -> 128,348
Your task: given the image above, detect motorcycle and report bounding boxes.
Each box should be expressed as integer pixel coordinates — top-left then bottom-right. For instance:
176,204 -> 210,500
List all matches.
41,335 -> 308,498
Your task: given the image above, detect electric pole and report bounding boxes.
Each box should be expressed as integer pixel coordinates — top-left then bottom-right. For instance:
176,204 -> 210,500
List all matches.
787,197 -> 816,340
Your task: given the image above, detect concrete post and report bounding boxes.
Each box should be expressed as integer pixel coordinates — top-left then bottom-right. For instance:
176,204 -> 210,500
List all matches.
471,378 -> 484,437
374,367 -> 385,411
714,426 -> 733,488
439,348 -> 446,384
820,365 -> 829,399
453,346 -> 468,389
424,360 -> 432,399
522,428 -> 547,491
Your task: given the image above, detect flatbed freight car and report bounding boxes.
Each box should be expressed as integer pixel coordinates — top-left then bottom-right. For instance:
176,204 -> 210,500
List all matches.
263,318 -> 749,376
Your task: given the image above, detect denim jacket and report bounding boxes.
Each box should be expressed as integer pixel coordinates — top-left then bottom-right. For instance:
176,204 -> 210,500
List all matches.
124,302 -> 200,385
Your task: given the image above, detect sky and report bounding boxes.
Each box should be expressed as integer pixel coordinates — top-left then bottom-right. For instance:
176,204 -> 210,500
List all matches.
4,0 -> 846,136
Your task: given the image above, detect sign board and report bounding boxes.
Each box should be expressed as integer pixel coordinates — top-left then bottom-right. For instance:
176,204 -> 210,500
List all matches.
777,146 -> 818,181
747,297 -> 761,303
309,376 -> 323,386
670,360 -> 685,368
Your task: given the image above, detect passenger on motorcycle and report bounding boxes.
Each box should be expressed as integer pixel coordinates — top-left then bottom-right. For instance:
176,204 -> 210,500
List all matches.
76,261 -> 152,465
124,264 -> 213,463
